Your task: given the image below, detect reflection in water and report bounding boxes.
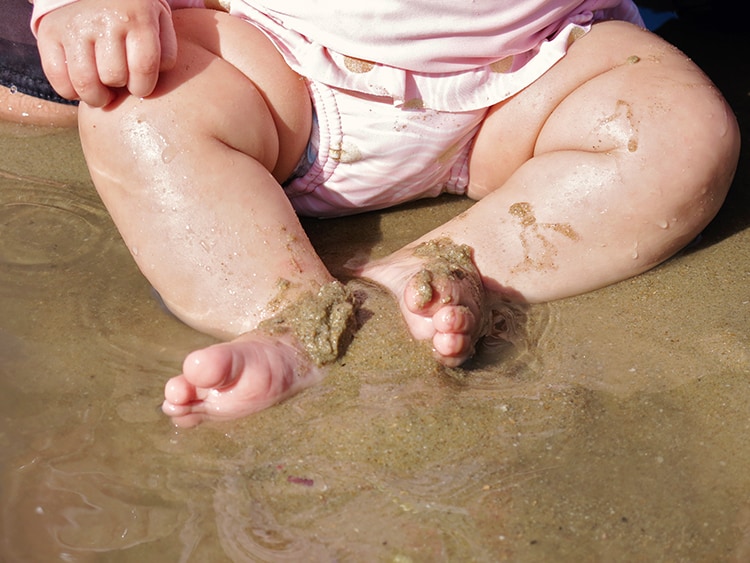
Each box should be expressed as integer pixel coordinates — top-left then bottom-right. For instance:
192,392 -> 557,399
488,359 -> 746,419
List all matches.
2,412 -> 183,560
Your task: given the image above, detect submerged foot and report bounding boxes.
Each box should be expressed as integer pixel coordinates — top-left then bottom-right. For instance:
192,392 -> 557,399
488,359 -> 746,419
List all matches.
359,238 -> 490,367
162,331 -> 322,427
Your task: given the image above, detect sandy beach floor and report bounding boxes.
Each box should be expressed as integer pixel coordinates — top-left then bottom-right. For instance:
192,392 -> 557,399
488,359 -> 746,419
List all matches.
1,14 -> 748,562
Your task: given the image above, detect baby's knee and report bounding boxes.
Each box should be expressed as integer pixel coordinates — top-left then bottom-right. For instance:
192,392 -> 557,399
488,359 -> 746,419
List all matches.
655,52 -> 740,188
668,89 -> 739,218
635,65 -> 740,227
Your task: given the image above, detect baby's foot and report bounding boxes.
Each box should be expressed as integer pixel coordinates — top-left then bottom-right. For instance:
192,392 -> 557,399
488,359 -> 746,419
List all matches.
162,281 -> 356,427
162,331 -> 322,427
359,238 -> 490,367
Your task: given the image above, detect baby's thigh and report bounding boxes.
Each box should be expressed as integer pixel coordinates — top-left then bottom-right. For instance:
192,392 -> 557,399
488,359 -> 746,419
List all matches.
468,20 -> 736,197
533,23 -> 733,169
167,9 -> 313,180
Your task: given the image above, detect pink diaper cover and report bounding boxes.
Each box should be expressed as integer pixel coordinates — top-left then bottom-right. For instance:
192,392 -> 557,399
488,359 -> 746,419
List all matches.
223,0 -> 644,217
282,81 -> 487,218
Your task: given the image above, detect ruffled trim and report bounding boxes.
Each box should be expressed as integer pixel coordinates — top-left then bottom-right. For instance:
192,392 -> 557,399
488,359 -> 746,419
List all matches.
231,4 -> 635,112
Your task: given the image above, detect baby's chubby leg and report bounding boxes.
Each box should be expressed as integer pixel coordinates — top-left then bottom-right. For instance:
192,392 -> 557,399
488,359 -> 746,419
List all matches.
464,21 -> 739,302
77,9 -> 338,425
365,21 -> 739,361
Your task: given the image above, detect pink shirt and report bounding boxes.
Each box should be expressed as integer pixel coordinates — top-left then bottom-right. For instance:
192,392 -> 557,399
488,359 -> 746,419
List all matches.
32,0 -> 643,110
246,0 -> 642,73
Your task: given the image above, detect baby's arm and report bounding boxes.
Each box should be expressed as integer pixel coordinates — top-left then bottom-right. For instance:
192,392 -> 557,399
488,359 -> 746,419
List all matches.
33,0 -> 185,106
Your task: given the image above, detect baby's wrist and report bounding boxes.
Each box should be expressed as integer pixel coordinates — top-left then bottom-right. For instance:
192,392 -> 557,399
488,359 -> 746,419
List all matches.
30,0 -> 79,36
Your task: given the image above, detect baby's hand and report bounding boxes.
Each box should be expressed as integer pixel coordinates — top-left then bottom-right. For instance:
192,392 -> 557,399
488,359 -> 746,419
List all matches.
36,0 -> 177,107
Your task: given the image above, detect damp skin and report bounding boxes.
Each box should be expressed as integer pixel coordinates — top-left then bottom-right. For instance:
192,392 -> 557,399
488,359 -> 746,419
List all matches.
508,202 -> 580,273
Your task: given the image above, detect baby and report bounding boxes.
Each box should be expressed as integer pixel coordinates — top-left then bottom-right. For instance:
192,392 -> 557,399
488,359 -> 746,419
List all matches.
32,0 -> 739,426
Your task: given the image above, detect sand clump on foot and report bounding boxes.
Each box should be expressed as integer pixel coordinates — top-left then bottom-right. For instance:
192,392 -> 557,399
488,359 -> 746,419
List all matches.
259,280 -> 357,366
411,238 -> 485,308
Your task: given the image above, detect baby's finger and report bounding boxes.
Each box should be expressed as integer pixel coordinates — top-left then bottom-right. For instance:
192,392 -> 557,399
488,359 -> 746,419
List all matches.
125,27 -> 162,98
95,33 -> 129,88
67,40 -> 114,106
158,8 -> 178,72
37,39 -> 77,101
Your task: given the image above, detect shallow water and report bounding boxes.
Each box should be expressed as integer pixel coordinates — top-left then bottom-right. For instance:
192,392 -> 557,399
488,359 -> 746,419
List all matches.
2,20 -> 750,557
1,116 -> 748,562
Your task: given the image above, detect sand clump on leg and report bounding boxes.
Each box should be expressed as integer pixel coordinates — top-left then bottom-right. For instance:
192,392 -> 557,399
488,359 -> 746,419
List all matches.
259,280 -> 357,366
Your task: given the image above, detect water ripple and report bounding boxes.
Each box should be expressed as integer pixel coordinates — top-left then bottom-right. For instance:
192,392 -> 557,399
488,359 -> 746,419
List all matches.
461,302 -> 557,391
0,172 -> 111,276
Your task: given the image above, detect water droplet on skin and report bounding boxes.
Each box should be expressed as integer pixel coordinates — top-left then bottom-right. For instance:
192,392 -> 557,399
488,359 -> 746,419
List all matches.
132,246 -> 139,256
657,219 -> 669,229
199,240 -> 209,252
632,242 -> 639,260
9,85 -> 17,94
161,145 -> 178,163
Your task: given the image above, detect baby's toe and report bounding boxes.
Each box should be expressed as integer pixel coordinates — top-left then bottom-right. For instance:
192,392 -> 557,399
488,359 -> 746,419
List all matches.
404,269 -> 437,313
181,345 -> 236,389
433,305 -> 475,334
432,331 -> 473,365
164,375 -> 198,406
162,388 -> 209,428
166,408 -> 205,429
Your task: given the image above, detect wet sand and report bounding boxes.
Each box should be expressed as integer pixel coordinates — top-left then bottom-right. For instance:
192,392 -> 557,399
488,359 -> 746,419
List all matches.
1,18 -> 749,562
